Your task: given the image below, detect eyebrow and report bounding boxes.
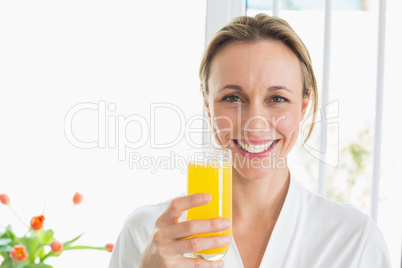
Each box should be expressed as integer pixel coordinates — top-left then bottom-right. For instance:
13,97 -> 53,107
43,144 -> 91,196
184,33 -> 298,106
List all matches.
218,84 -> 293,94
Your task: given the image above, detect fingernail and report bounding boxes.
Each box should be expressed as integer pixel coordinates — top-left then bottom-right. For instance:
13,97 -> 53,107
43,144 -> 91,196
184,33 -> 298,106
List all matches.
202,193 -> 211,202
218,261 -> 225,267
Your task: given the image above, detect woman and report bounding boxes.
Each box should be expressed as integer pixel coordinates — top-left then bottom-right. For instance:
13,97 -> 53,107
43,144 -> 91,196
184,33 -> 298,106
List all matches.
109,14 -> 390,268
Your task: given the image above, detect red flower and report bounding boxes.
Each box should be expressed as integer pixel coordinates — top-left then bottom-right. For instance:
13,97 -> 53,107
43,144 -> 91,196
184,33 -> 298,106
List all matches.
50,241 -> 64,254
105,243 -> 114,252
73,192 -> 83,205
10,245 -> 28,261
0,194 -> 10,205
30,215 -> 45,231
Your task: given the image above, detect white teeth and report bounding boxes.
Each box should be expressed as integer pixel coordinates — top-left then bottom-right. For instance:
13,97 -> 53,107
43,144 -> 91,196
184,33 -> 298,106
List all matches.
236,140 -> 276,153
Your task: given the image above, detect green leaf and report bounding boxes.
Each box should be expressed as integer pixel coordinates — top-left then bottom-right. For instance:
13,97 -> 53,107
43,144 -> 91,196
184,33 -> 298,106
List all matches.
63,245 -> 106,251
39,251 -> 56,263
0,257 -> 16,268
0,239 -> 12,247
0,245 -> 13,253
21,264 -> 53,268
0,251 -> 10,259
20,236 -> 40,263
41,230 -> 54,245
62,233 -> 83,247
0,226 -> 17,243
38,247 -> 45,260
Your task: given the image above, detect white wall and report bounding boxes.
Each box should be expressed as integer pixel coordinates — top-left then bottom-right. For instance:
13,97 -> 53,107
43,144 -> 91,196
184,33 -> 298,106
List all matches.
0,1 -> 206,267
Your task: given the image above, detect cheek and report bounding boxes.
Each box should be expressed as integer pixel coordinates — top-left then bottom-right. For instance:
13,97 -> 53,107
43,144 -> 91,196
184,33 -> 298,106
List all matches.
210,107 -> 238,145
273,109 -> 300,139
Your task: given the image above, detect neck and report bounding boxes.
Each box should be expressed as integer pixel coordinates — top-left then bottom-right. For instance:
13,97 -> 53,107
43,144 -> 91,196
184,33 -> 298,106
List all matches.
232,166 -> 290,223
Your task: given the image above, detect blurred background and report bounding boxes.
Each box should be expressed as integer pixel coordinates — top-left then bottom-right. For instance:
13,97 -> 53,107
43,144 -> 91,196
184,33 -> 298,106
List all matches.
0,0 -> 400,267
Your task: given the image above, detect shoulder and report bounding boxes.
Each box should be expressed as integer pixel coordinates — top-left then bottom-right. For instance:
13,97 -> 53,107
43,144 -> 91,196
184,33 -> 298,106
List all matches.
123,193 -> 186,232
109,194 -> 184,268
124,194 -> 184,236
125,200 -> 170,231
296,181 -> 373,244
294,180 -> 370,227
292,180 -> 390,266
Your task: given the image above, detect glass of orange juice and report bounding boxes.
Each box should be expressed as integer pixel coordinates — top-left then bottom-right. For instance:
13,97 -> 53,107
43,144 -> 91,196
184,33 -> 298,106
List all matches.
186,147 -> 232,260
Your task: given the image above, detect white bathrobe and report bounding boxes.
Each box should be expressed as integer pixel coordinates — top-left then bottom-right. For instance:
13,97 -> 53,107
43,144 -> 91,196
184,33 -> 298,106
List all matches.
109,174 -> 391,268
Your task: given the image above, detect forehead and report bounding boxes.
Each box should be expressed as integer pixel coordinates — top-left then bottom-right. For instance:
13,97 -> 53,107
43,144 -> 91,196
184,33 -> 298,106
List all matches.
208,40 -> 303,95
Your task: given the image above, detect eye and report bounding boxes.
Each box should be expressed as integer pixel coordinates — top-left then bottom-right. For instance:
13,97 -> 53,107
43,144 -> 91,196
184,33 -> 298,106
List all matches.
222,94 -> 241,103
270,96 -> 289,103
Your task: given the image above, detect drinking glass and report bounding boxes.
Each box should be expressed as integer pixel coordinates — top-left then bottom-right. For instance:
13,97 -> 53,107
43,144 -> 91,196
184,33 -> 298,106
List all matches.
186,147 -> 232,260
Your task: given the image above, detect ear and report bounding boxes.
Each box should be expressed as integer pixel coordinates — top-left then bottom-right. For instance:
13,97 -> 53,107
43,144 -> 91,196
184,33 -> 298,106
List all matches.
300,90 -> 311,121
202,87 -> 211,119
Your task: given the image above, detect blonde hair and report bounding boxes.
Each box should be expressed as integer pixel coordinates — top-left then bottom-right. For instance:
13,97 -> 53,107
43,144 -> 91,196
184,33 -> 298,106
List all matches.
199,13 -> 318,143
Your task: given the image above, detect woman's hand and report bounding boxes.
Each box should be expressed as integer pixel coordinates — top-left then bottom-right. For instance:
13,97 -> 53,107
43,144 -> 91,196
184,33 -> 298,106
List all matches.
138,193 -> 231,268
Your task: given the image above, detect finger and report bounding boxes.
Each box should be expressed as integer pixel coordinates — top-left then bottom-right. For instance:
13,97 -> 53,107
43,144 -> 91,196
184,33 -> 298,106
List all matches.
163,218 -> 231,240
164,235 -> 232,255
158,193 -> 211,224
175,258 -> 225,268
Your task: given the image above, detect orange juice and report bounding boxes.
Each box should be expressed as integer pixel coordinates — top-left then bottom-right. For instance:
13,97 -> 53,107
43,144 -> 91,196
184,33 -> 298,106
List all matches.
186,160 -> 232,259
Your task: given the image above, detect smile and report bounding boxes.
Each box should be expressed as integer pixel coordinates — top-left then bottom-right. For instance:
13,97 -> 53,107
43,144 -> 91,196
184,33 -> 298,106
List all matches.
233,139 -> 279,156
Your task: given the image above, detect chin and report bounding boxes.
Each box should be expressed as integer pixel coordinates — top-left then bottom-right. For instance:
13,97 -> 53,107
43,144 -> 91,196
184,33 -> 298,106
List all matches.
233,165 -> 275,181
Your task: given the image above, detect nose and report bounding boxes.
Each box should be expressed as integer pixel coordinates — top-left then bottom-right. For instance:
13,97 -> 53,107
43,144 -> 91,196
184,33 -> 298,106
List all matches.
241,102 -> 271,136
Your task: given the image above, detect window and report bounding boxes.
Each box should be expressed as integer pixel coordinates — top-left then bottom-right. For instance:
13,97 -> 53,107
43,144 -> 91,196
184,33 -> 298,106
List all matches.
246,0 -> 401,266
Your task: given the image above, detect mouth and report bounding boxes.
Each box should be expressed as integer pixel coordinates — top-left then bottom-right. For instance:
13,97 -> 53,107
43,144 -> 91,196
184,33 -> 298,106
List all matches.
233,139 -> 279,159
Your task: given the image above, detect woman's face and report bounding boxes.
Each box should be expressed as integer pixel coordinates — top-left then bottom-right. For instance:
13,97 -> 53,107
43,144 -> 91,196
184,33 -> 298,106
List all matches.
204,40 -> 310,180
